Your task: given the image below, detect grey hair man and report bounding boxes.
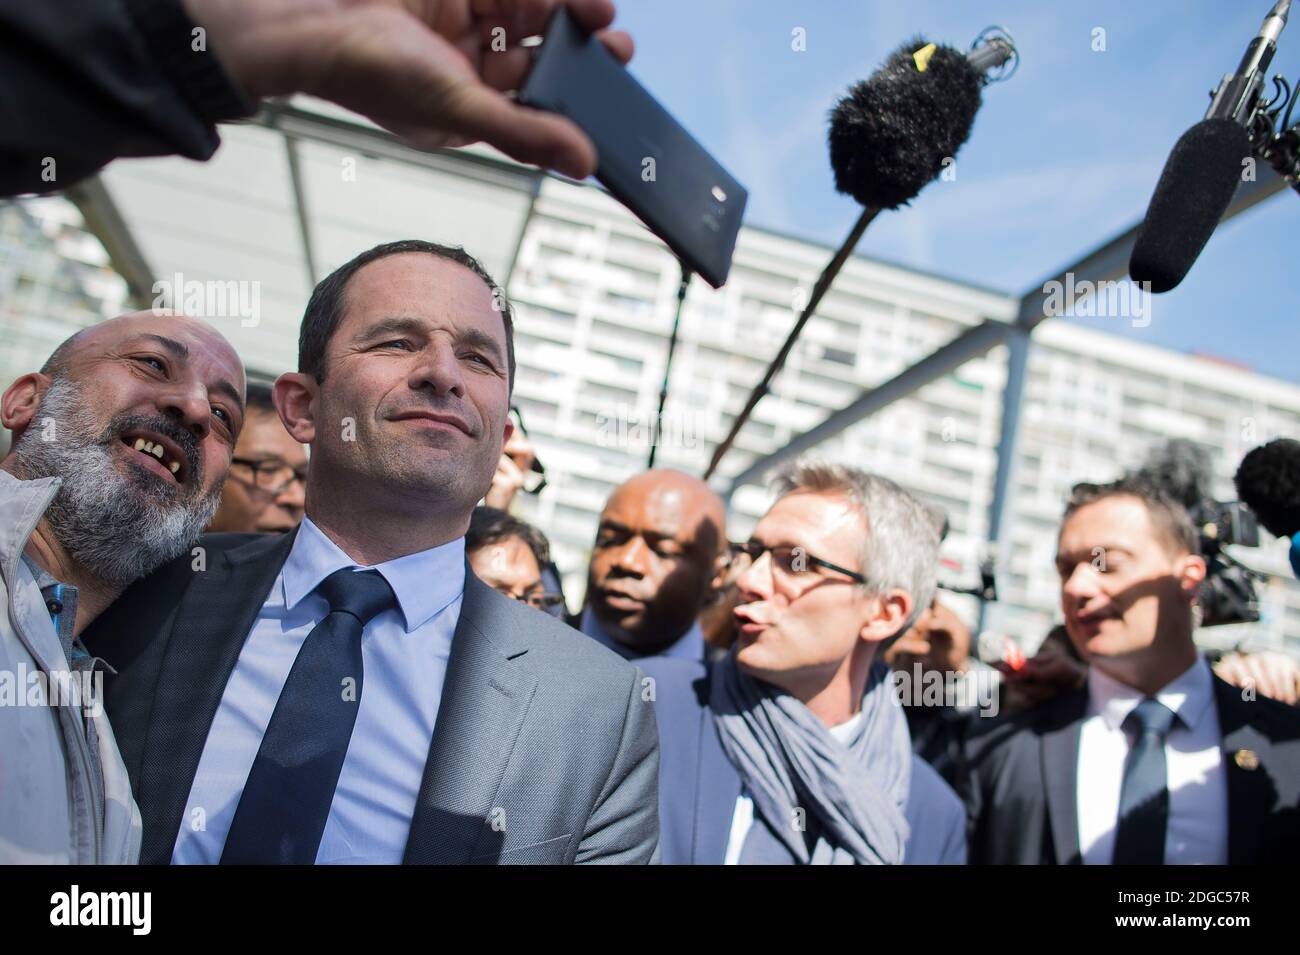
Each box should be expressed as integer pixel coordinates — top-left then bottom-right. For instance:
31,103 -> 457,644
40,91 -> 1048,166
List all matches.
730,462 -> 941,713
640,460 -> 966,865
0,311 -> 246,863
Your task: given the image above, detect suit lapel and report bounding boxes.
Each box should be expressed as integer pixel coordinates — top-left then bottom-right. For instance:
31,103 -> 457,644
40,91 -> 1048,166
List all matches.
137,531 -> 296,864
403,569 -> 538,864
1040,689 -> 1088,865
692,665 -> 742,865
1213,675 -> 1273,865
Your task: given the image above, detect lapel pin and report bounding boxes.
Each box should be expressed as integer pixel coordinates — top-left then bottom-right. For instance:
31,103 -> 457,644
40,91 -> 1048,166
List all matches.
1234,749 -> 1259,771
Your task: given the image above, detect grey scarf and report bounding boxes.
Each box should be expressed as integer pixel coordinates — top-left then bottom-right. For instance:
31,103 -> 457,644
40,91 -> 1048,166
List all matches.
711,650 -> 912,864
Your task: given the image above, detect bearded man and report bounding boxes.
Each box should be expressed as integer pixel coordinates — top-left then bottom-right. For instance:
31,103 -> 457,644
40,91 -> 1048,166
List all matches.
0,312 -> 245,863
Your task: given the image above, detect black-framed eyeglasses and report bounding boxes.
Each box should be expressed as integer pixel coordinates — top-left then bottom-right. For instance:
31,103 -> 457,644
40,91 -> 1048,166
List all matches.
727,540 -> 866,584
229,457 -> 307,495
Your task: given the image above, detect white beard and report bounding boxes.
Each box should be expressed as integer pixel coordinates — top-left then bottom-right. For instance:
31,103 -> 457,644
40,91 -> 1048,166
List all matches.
12,377 -> 222,586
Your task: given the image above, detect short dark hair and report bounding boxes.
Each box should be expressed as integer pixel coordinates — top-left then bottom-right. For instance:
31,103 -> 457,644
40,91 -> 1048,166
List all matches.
298,239 -> 515,390
244,380 -> 276,415
1063,476 -> 1199,557
467,506 -> 551,569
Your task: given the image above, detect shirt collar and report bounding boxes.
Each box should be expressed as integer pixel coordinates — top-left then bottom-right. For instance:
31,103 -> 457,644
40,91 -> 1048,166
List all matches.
828,710 -> 865,742
580,605 -> 704,661
282,516 -> 466,632
22,551 -> 62,592
20,553 -> 80,658
1087,655 -> 1215,733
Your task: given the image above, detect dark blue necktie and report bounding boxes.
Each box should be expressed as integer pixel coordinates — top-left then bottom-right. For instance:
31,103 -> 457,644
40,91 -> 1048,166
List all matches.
1112,697 -> 1178,865
221,568 -> 396,864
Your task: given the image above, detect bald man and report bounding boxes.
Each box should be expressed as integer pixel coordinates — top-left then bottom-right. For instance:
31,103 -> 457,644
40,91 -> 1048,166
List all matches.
0,311 -> 245,863
580,469 -> 728,660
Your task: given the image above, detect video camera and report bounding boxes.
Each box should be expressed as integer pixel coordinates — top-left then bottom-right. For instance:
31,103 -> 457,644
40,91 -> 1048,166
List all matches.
1187,499 -> 1265,627
1138,441 -> 1268,628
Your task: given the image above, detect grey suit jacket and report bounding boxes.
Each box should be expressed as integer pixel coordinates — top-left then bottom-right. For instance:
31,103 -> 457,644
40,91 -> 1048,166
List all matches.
82,530 -> 660,864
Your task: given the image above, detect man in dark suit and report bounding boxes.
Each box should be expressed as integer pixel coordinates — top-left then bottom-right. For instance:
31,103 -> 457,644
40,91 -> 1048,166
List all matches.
84,239 -> 658,865
642,461 -> 966,865
963,476 -> 1300,864
574,469 -> 728,661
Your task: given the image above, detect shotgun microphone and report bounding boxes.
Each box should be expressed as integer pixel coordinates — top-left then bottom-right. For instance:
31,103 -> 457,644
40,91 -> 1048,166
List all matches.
1130,1 -> 1293,293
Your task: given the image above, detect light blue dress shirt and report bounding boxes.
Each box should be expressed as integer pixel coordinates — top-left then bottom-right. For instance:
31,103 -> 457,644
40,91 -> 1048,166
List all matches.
172,517 -> 466,864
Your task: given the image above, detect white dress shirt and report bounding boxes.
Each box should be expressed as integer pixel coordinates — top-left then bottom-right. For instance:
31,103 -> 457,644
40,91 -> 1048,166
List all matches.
1077,657 -> 1228,865
172,517 -> 465,864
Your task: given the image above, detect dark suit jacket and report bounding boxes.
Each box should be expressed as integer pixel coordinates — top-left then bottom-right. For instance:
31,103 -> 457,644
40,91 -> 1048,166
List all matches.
639,657 -> 966,864
0,0 -> 253,196
961,673 -> 1300,864
82,531 -> 660,864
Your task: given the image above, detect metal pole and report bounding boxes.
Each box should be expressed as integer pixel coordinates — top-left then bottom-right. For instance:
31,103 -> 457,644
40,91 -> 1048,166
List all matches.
976,324 -> 1030,641
725,167 -> 1290,499
648,260 -> 692,468
704,205 -> 880,479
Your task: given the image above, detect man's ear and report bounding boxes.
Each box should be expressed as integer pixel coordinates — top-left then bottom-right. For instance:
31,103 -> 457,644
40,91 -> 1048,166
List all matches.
273,373 -> 317,445
1176,553 -> 1207,602
1,373 -> 51,441
708,548 -> 731,595
860,589 -> 915,645
502,417 -> 515,446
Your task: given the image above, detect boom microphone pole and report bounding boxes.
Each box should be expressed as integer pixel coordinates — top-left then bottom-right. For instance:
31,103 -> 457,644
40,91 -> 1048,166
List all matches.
703,28 -> 1018,480
648,260 -> 692,468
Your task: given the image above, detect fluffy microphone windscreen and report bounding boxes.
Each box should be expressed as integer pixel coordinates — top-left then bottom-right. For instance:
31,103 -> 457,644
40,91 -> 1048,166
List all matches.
828,36 -> 983,210
1129,118 -> 1251,293
1235,438 -> 1300,539
1135,438 -> 1214,511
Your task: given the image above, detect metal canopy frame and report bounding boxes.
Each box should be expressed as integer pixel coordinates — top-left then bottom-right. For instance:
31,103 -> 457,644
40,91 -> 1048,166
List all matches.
720,167 -> 1289,631
66,100 -> 546,315
723,169 -> 1290,549
64,102 -> 1290,588
64,176 -> 157,308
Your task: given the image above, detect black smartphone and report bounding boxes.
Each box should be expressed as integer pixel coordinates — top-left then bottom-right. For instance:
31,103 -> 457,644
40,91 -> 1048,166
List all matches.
518,8 -> 748,288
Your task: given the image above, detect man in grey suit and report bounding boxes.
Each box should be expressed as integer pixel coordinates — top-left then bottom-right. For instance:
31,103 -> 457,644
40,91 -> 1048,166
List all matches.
83,239 -> 659,864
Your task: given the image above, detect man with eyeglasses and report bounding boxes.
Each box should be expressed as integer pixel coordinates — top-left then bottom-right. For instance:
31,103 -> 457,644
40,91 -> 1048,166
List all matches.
207,382 -> 307,534
638,460 -> 966,864
466,507 -> 565,614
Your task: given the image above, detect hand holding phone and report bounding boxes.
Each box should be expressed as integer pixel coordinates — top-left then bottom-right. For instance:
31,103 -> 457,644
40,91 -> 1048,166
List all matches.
519,8 -> 748,287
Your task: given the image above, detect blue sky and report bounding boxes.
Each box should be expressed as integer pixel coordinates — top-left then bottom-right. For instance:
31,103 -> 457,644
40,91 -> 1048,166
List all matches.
611,0 -> 1300,383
